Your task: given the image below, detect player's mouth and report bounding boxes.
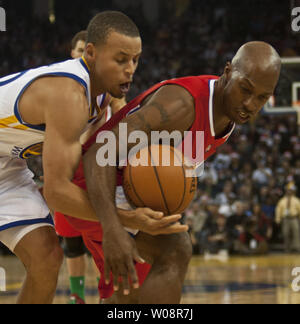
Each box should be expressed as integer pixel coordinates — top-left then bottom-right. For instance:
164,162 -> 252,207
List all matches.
237,110 -> 250,123
120,82 -> 131,95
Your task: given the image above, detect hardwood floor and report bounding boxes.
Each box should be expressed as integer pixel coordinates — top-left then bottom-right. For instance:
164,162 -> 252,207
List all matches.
1,254 -> 300,304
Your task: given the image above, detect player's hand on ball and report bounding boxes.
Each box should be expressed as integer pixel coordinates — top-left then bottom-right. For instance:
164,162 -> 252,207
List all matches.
102,224 -> 145,296
123,208 -> 189,236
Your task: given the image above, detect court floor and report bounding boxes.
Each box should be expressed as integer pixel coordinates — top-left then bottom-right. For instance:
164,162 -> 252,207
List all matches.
0,254 -> 300,304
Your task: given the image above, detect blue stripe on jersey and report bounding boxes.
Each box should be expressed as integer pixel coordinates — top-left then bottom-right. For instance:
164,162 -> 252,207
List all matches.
126,105 -> 142,117
14,72 -> 89,132
100,93 -> 106,108
80,58 -> 90,75
0,71 -> 28,87
0,214 -> 54,232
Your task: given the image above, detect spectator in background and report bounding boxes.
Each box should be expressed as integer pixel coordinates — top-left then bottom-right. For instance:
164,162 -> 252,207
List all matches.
252,160 -> 272,188
252,203 -> 273,241
227,201 -> 247,253
215,180 -> 236,206
275,183 -> 300,253
203,214 -> 230,260
185,201 -> 208,254
237,218 -> 269,255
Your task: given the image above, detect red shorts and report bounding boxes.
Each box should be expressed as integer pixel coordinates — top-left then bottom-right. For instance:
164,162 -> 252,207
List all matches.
54,212 -> 81,238
57,160 -> 151,299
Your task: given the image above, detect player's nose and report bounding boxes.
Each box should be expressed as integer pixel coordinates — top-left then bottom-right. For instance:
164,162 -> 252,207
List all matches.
243,96 -> 257,114
125,61 -> 136,77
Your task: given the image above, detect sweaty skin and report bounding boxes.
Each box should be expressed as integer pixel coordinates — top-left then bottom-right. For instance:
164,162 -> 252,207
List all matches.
83,41 -> 281,301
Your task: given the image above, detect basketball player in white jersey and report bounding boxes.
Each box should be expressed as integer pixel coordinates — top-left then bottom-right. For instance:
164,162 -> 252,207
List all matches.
56,30 -> 128,304
0,11 -> 144,304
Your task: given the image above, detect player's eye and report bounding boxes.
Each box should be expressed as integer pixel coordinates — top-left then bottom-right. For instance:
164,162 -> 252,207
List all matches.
133,56 -> 140,65
116,58 -> 127,64
241,86 -> 251,95
259,95 -> 269,101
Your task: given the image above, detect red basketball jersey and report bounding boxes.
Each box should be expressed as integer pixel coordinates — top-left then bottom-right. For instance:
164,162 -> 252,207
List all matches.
82,75 -> 235,167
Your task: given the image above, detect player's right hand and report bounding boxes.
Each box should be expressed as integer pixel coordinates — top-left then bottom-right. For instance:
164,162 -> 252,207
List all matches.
102,223 -> 145,296
120,208 -> 189,236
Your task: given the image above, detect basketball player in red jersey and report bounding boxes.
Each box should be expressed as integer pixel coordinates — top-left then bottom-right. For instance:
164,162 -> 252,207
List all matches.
66,41 -> 281,303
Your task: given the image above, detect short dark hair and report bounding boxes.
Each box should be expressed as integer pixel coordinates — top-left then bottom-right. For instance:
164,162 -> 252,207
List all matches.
71,30 -> 87,50
87,11 -> 140,46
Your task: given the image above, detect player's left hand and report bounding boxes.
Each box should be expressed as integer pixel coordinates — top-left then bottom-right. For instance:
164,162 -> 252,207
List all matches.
118,208 -> 189,236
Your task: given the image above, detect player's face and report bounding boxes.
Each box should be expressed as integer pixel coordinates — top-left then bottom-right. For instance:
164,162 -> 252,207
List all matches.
89,32 -> 142,98
71,40 -> 86,59
223,64 -> 278,124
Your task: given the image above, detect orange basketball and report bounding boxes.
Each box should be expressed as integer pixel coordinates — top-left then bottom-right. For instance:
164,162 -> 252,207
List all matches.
123,145 -> 197,215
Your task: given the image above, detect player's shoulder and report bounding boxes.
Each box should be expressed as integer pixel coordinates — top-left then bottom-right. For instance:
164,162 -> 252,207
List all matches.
160,75 -> 219,98
168,75 -> 219,85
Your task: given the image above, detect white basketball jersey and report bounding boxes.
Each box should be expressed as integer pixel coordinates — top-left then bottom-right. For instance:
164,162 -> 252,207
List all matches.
0,57 -> 105,159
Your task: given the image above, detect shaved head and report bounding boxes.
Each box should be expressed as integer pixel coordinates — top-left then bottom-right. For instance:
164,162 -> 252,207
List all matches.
216,41 -> 282,126
232,41 -> 281,81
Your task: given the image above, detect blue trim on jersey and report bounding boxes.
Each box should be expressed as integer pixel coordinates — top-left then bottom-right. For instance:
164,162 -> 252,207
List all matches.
80,58 -> 90,75
0,214 -> 54,232
126,105 -> 142,117
14,72 -> 89,132
100,93 -> 106,108
0,71 -> 28,87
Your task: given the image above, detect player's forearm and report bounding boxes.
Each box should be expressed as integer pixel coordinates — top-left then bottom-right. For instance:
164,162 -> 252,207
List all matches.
83,147 -> 123,233
44,181 -> 99,222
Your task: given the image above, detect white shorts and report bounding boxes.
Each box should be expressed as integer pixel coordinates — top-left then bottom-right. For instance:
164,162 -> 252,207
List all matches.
0,223 -> 54,252
0,157 -> 53,251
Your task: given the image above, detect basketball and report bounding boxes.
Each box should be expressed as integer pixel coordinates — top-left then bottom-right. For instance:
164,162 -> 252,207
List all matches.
123,145 -> 198,215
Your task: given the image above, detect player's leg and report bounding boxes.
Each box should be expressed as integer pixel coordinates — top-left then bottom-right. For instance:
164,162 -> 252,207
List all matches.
138,232 -> 192,304
10,225 -> 63,304
55,212 -> 88,303
0,157 -> 63,304
64,236 -> 87,304
105,232 -> 192,304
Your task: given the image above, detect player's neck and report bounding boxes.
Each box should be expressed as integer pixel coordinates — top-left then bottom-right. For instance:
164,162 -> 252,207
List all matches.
89,73 -> 106,99
83,56 -> 106,98
213,79 -> 232,138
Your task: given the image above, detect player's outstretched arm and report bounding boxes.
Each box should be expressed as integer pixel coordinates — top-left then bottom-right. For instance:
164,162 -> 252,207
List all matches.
41,78 -> 98,222
83,85 -> 195,294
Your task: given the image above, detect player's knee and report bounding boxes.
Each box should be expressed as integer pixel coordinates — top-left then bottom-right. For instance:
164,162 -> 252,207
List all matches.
173,232 -> 193,265
63,236 -> 86,258
28,240 -> 63,276
161,232 -> 193,266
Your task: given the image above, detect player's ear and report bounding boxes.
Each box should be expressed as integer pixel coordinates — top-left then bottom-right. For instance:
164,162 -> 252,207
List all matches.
85,43 -> 96,61
224,62 -> 232,82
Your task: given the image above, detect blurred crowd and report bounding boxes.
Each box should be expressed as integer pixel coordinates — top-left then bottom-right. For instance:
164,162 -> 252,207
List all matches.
0,0 -> 299,256
186,115 -> 300,257
0,0 -> 299,99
